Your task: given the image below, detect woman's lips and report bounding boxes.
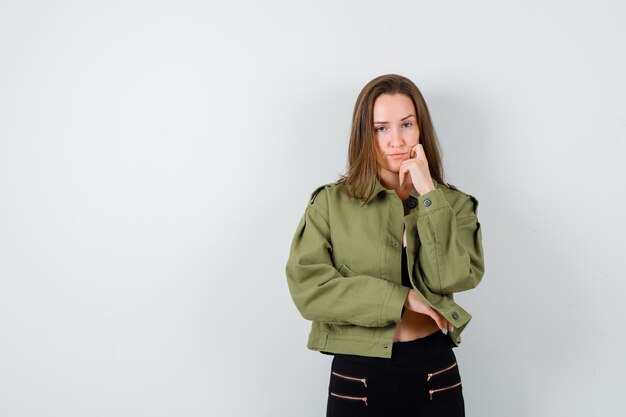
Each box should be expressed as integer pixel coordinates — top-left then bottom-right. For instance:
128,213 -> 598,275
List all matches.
387,151 -> 408,159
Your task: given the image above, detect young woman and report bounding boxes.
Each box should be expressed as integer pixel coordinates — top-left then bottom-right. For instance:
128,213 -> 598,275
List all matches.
285,74 -> 484,417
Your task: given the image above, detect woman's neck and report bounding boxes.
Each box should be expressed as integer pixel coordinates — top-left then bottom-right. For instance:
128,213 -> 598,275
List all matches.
378,170 -> 412,200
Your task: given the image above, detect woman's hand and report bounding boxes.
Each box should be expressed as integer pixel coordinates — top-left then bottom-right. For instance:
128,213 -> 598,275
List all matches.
404,289 -> 453,334
399,144 -> 435,196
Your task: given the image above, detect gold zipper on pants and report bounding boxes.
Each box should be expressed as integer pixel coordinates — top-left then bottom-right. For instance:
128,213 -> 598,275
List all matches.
330,392 -> 368,406
426,362 -> 457,381
331,371 -> 368,387
429,381 -> 462,400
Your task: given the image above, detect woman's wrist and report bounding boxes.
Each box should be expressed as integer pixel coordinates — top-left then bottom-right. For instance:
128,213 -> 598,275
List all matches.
414,182 -> 435,196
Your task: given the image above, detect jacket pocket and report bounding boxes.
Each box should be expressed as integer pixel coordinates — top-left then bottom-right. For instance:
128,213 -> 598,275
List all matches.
338,264 -> 358,277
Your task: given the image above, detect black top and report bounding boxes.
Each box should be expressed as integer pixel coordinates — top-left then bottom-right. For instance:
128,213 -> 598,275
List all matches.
401,246 -> 411,288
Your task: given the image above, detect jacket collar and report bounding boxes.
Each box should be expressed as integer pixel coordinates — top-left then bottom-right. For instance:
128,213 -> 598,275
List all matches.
365,176 -> 440,204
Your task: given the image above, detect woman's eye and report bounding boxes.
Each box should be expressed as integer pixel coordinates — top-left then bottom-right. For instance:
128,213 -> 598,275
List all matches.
375,126 -> 387,132
403,122 -> 413,128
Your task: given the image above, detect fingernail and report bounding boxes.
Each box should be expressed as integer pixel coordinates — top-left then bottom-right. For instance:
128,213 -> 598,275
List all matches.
442,328 -> 448,335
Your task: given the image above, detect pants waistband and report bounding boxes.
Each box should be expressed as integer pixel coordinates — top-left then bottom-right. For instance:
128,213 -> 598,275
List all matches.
334,330 -> 453,366
391,330 -> 451,360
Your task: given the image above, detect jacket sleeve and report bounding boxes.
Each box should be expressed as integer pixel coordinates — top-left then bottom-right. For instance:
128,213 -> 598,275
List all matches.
285,188 -> 410,327
408,187 -> 484,295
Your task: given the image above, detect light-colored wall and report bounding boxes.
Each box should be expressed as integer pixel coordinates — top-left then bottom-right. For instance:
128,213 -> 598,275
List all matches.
1,1 -> 624,416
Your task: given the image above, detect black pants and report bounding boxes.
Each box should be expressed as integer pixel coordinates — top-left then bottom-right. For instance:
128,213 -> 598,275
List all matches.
326,331 -> 465,417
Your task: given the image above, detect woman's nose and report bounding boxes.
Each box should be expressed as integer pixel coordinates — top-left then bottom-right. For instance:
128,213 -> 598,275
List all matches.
389,128 -> 403,146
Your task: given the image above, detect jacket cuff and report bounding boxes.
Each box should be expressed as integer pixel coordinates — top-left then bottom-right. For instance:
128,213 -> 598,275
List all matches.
415,188 -> 450,216
382,284 -> 411,324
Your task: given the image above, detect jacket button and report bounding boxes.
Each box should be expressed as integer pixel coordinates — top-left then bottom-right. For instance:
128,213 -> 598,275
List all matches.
452,311 -> 460,320
407,199 -> 417,208
423,198 -> 432,207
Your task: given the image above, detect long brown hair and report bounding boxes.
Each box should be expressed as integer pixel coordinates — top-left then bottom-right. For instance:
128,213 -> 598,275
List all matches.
338,74 -> 444,203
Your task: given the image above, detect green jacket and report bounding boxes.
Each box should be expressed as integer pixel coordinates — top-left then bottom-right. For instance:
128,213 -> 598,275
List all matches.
285,177 -> 484,358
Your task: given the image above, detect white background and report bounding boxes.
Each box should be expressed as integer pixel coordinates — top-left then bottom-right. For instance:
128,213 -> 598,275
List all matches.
1,1 -> 625,416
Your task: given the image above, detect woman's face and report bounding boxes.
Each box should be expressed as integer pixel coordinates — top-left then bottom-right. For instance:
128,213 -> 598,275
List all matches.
372,93 -> 420,183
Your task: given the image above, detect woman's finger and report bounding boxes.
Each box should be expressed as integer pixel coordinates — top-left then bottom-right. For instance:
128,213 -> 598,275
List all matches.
424,306 -> 446,331
398,164 -> 407,187
437,314 -> 450,334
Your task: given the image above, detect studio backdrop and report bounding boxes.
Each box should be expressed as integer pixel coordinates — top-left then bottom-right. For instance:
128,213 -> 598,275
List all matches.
1,1 -> 625,416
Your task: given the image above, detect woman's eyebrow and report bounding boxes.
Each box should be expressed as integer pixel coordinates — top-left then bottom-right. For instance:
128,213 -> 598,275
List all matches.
374,114 -> 416,124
